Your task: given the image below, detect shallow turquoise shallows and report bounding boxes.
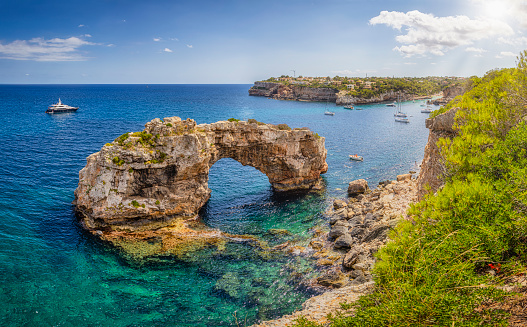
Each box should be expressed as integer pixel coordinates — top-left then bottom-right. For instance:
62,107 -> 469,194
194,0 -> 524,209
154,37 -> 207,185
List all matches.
0,85 -> 430,326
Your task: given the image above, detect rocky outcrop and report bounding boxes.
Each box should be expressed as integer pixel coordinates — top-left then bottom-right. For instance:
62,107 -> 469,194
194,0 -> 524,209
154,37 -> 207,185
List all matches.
252,175 -> 418,326
74,117 -> 327,257
249,82 -> 429,105
433,84 -> 466,105
249,82 -> 338,102
417,108 -> 459,198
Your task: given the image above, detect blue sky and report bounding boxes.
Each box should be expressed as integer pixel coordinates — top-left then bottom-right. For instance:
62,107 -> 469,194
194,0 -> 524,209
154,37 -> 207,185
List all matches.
1,0 -> 526,83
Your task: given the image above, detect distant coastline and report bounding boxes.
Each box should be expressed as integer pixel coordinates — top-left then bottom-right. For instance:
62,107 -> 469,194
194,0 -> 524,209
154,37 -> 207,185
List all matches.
249,76 -> 467,105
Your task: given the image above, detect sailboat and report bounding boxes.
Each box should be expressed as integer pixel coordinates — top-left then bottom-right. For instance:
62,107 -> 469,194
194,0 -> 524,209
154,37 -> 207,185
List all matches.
394,95 -> 409,123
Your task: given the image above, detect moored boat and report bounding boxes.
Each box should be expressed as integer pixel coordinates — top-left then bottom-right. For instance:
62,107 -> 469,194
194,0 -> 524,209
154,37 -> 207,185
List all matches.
349,154 -> 363,161
46,98 -> 78,114
324,111 -> 335,116
421,105 -> 433,113
344,105 -> 354,110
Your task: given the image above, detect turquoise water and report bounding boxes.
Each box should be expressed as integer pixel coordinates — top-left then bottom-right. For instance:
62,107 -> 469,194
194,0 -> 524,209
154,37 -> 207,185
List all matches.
0,85 -> 430,326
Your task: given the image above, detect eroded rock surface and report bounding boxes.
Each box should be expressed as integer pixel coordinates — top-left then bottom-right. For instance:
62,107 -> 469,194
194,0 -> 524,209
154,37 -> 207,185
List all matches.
417,108 -> 459,198
74,117 -> 327,257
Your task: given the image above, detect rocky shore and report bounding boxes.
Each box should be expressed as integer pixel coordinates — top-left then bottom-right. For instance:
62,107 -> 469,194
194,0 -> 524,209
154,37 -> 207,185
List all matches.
253,174 -> 419,326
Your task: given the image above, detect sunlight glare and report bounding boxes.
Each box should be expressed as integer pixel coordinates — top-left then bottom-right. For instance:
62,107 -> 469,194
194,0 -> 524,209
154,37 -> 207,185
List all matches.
483,0 -> 509,18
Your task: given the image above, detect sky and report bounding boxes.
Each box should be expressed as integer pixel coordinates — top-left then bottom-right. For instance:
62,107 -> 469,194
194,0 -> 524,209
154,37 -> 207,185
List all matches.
1,0 -> 527,84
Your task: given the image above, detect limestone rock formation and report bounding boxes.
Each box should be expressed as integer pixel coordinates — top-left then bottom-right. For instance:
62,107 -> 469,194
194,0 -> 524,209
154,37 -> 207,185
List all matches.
417,108 -> 459,198
249,82 -> 338,102
74,117 -> 328,257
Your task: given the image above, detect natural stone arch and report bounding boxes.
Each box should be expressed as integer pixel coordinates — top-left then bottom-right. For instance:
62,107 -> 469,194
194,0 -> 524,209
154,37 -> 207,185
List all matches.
74,117 -> 328,235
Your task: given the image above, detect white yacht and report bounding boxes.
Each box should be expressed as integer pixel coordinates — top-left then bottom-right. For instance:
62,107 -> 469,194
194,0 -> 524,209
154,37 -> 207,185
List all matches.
46,98 -> 78,114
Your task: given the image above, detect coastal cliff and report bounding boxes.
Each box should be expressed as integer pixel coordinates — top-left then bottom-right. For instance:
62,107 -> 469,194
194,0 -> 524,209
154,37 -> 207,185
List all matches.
417,107 -> 459,198
74,117 -> 328,257
249,82 -> 419,105
249,82 -> 338,102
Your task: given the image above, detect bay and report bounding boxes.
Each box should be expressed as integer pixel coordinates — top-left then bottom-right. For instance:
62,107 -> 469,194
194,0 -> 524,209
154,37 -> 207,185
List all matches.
0,84 -> 429,326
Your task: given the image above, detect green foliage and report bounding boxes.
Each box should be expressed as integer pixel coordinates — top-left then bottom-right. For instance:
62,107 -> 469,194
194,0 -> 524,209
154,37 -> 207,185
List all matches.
115,133 -> 130,146
313,133 -> 321,139
338,55 -> 527,326
292,316 -> 322,327
128,167 -> 133,173
248,118 -> 258,124
131,131 -> 155,147
227,118 -> 240,122
112,156 -> 124,166
166,123 -> 173,127
131,200 -> 141,208
277,123 -> 292,131
155,200 -> 160,205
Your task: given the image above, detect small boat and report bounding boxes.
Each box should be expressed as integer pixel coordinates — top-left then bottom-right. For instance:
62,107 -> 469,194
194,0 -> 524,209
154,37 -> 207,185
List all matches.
349,154 -> 363,161
355,107 -> 363,110
393,95 -> 408,120
386,102 -> 396,107
46,98 -> 78,114
324,111 -> 335,116
344,105 -> 354,110
395,117 -> 410,123
421,106 -> 433,113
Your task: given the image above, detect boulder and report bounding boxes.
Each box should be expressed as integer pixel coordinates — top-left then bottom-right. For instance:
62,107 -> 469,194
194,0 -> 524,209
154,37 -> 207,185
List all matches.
334,234 -> 353,249
333,199 -> 348,210
329,224 -> 349,240
397,174 -> 412,182
361,224 -> 392,243
347,179 -> 369,196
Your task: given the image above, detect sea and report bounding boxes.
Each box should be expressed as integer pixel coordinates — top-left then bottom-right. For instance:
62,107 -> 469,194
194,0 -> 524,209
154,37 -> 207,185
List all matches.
0,84 -> 430,326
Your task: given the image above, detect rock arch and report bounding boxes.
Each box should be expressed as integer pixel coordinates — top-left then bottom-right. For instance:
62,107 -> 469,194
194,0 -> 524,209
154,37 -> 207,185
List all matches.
74,117 -> 327,234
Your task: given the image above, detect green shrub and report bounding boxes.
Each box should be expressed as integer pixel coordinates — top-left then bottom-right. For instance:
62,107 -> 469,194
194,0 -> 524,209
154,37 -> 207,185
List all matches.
277,123 -> 292,131
112,156 -> 124,166
155,200 -> 160,205
166,123 -> 173,127
115,133 -> 130,146
131,200 -> 140,208
248,118 -> 258,124
227,118 -> 240,122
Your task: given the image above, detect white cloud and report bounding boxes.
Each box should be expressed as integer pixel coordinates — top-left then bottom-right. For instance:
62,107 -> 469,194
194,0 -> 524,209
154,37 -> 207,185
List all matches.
78,24 -> 85,28
471,0 -> 527,27
186,44 -> 193,48
84,34 -> 92,38
153,37 -> 161,42
163,48 -> 173,53
370,10 -> 514,57
0,37 -> 96,61
498,36 -> 527,45
465,47 -> 487,53
170,38 -> 179,41
496,51 -> 517,58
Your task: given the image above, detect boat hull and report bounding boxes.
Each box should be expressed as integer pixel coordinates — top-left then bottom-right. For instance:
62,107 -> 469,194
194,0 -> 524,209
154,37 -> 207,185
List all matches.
46,108 -> 78,114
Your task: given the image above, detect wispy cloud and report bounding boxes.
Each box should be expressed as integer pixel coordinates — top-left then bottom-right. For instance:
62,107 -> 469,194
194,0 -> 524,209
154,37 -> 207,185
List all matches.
498,36 -> 527,45
163,48 -> 173,53
170,38 -> 179,41
78,24 -> 85,28
186,44 -> 193,48
153,37 -> 161,42
496,51 -> 517,58
370,10 -> 514,57
0,37 -> 96,61
465,47 -> 487,53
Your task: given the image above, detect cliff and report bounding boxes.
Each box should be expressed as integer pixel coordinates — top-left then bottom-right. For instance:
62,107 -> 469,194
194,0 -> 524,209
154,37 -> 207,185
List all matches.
74,117 -> 328,258
433,84 -> 466,105
249,82 -> 338,102
249,82 -> 417,105
417,107 -> 459,198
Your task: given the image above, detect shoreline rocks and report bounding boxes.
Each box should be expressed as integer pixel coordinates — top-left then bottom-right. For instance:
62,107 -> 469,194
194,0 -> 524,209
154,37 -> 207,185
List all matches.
253,174 -> 419,326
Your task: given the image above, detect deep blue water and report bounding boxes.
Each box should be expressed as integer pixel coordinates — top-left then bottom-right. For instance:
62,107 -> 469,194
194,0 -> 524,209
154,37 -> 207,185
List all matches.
0,84 -> 430,326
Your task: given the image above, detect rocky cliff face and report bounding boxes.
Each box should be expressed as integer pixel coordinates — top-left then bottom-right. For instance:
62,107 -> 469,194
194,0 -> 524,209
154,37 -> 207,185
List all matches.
249,82 -> 338,102
433,85 -> 466,105
74,117 -> 328,257
417,108 -> 459,198
249,82 -> 415,105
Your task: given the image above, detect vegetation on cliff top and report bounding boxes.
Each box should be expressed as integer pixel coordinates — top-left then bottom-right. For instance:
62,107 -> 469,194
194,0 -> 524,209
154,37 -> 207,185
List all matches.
298,52 -> 527,326
258,75 -> 466,99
